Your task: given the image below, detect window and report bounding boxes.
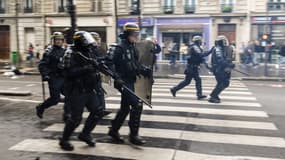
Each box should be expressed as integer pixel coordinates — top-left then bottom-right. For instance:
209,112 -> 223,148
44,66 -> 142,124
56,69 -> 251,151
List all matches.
268,0 -> 285,11
58,0 -> 66,12
184,0 -> 195,13
220,0 -> 234,13
163,0 -> 174,14
130,0 -> 139,15
91,0 -> 103,12
0,0 -> 5,13
24,0 -> 33,13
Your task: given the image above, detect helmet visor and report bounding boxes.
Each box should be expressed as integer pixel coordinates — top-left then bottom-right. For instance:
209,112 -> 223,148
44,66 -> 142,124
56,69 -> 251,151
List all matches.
83,32 -> 95,46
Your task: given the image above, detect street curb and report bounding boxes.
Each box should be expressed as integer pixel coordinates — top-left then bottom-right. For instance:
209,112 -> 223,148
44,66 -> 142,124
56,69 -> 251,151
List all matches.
154,75 -> 285,82
0,90 -> 32,96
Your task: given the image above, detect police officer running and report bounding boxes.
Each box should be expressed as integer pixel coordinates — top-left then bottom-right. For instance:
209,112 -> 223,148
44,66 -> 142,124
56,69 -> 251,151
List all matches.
208,35 -> 235,103
36,32 -> 65,119
108,23 -> 152,145
170,36 -> 211,100
59,31 -> 105,151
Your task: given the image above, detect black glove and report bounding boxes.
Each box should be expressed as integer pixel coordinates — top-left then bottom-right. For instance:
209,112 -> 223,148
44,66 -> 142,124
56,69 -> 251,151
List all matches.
229,63 -> 235,69
141,67 -> 152,78
114,79 -> 125,92
42,75 -> 50,81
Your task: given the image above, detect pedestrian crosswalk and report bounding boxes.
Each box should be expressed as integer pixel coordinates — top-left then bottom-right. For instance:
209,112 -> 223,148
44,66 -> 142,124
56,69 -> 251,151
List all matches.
9,78 -> 285,160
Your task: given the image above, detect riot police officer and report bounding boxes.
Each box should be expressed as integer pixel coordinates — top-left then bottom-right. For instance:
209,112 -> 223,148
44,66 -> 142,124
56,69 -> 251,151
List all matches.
108,23 -> 151,145
170,36 -> 211,100
36,32 -> 65,119
59,31 -> 105,151
208,35 -> 235,103
90,32 -> 112,117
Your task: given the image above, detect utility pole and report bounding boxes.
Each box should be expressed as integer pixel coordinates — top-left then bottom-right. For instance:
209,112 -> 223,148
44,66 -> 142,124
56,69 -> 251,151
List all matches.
15,0 -> 20,67
137,0 -> 142,40
114,0 -> 119,42
137,0 -> 142,29
264,0 -> 271,77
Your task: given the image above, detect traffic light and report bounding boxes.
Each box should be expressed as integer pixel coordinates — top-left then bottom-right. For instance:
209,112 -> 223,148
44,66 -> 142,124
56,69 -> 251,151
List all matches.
130,0 -> 140,15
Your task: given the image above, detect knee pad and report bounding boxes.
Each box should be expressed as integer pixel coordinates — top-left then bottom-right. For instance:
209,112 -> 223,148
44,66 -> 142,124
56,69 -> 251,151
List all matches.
131,102 -> 143,114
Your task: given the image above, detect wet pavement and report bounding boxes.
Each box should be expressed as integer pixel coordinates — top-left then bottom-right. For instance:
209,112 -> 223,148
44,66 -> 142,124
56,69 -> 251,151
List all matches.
0,75 -> 285,160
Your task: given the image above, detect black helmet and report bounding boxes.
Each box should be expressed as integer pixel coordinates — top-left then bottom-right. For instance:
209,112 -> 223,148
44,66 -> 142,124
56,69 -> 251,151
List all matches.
90,32 -> 101,41
215,35 -> 228,47
73,31 -> 95,47
122,22 -> 140,37
192,35 -> 202,46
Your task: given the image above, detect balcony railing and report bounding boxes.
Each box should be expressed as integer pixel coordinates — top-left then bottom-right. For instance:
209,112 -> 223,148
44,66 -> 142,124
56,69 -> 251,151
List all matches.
24,7 -> 33,13
221,3 -> 234,13
58,6 -> 65,12
163,5 -> 174,14
267,2 -> 285,11
0,8 -> 5,14
184,5 -> 195,13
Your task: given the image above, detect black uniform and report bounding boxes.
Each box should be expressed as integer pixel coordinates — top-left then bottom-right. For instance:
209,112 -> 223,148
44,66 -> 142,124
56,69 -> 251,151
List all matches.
36,45 -> 65,118
209,39 -> 235,103
59,31 -> 104,151
171,41 -> 211,99
108,39 -> 150,145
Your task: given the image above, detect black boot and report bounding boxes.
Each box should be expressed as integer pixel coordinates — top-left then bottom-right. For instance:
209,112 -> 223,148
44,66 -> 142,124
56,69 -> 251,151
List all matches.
78,133 -> 96,147
170,88 -> 176,97
108,127 -> 124,143
59,138 -> 74,151
36,104 -> 45,119
129,134 -> 146,145
197,95 -> 207,100
208,97 -> 221,103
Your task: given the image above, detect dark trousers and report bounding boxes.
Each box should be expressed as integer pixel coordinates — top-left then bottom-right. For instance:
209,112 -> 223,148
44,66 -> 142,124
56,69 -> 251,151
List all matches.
210,70 -> 231,98
41,77 -> 64,109
173,66 -> 203,97
62,88 -> 104,141
111,82 -> 143,136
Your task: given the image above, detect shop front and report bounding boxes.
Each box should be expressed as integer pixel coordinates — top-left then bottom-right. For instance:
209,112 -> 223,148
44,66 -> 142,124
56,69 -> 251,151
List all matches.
155,17 -> 211,61
251,16 -> 285,63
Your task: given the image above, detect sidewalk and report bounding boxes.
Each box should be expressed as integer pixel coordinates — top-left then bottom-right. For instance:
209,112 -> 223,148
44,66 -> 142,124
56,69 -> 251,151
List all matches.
154,62 -> 285,81
1,60 -> 285,81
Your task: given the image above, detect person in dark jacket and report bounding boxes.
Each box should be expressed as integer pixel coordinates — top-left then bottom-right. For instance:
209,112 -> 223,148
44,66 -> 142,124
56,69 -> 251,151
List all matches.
170,36 -> 213,100
108,23 -> 152,146
36,32 -> 65,119
208,35 -> 235,103
59,31 -> 105,151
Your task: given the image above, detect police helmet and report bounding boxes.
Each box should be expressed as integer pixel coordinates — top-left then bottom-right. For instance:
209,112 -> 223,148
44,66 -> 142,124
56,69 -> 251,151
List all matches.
123,22 -> 140,37
73,31 -> 95,47
52,32 -> 64,40
215,35 -> 228,47
90,32 -> 101,41
192,35 -> 202,45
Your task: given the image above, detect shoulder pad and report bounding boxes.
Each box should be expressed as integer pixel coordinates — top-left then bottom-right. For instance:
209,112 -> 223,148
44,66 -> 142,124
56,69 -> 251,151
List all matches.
44,45 -> 53,55
193,45 -> 202,54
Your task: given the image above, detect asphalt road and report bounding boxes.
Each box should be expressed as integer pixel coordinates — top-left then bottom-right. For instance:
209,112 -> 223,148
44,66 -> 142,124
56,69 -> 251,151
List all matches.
0,75 -> 285,160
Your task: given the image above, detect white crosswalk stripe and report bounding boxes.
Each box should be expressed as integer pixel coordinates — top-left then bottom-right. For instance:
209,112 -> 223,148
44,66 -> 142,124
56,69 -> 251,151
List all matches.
44,124 -> 285,148
83,113 -> 277,130
106,97 -> 261,107
9,78 -> 285,160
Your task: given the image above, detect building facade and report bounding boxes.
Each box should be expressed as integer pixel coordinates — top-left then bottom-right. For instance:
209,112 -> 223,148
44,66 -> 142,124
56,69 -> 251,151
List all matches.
117,0 -> 252,61
0,0 -> 282,63
0,0 -> 115,61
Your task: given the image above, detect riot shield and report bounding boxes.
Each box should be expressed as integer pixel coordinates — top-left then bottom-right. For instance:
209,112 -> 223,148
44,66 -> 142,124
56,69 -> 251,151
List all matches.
98,42 -> 111,84
135,40 -> 155,104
